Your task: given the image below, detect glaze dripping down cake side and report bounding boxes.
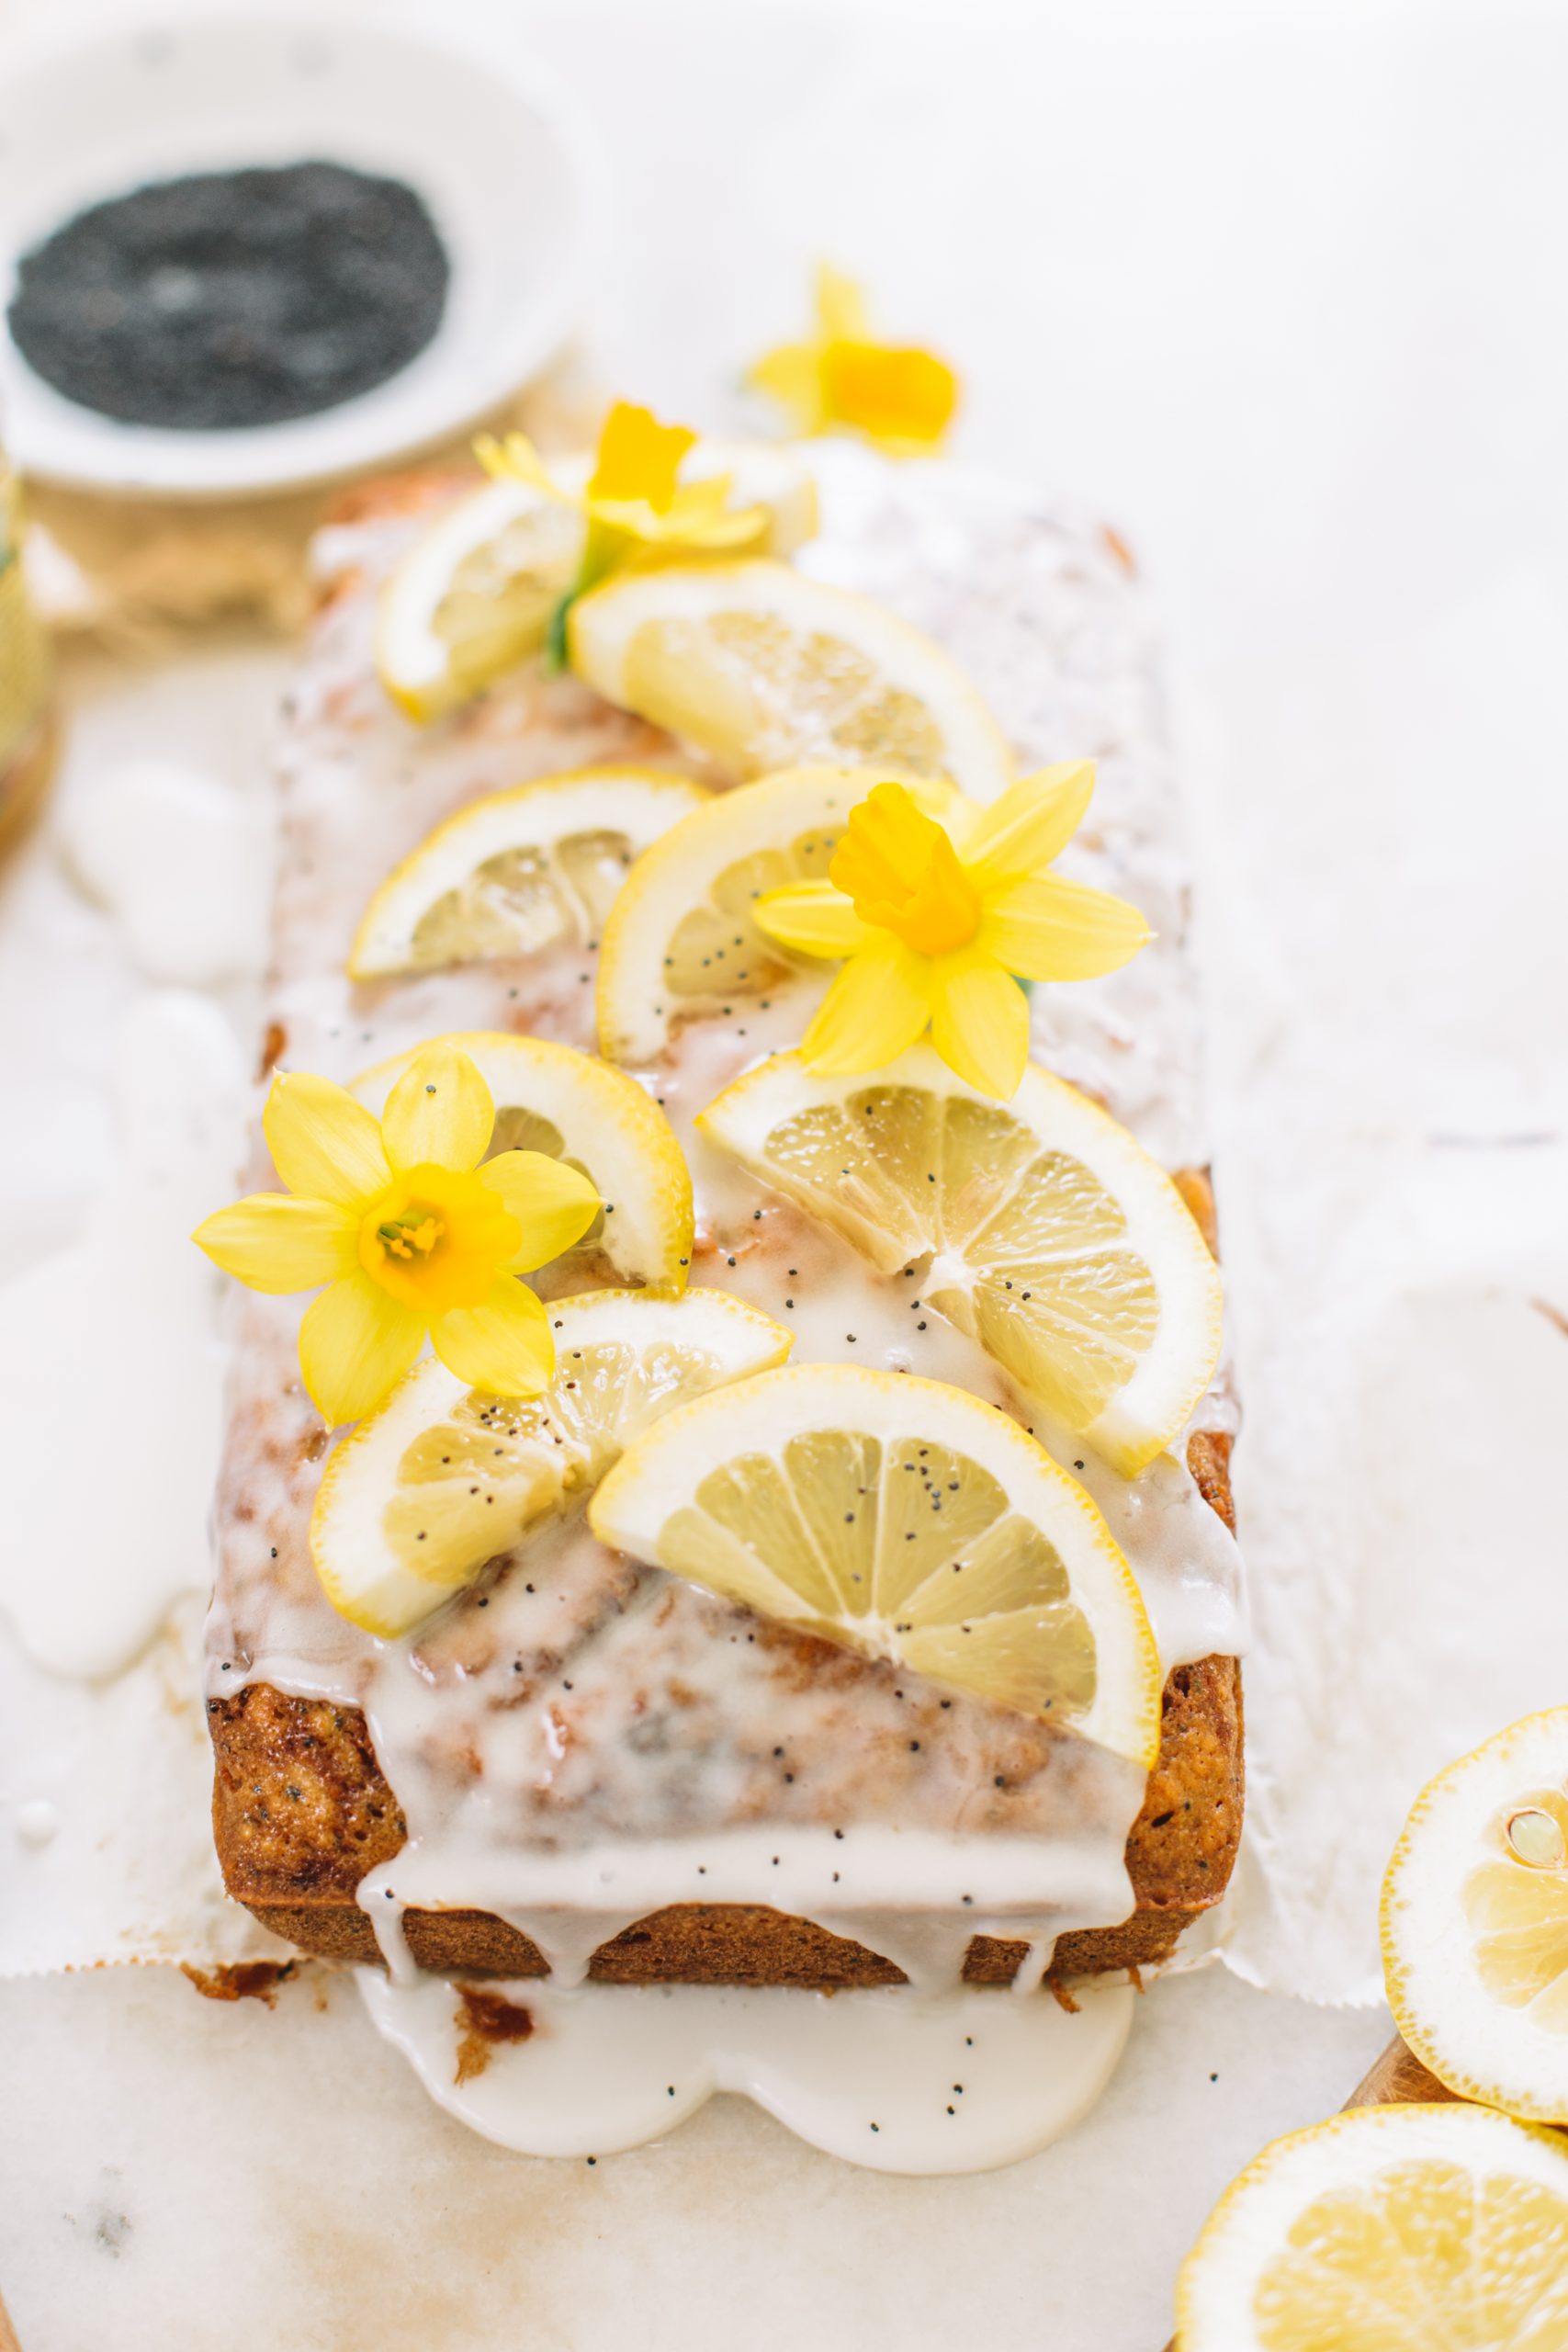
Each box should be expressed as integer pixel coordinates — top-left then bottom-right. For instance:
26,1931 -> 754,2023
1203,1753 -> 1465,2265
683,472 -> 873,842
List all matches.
205,443 -> 1245,1988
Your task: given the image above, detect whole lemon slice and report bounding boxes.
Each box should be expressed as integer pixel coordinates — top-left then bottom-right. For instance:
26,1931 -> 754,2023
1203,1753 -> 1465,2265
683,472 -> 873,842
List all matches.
349,767 -> 707,980
352,1032 -> 694,1296
312,1286 -> 792,1637
1175,2101 -> 1568,2350
696,1046 -> 1223,1476
1382,1707 -> 1568,2126
376,445 -> 819,724
589,1363 -> 1160,1761
568,558 -> 1014,802
594,763 -> 960,1068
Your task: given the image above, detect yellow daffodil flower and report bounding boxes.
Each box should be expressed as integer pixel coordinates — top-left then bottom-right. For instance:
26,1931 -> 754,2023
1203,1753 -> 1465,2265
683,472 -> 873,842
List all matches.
752,763 -> 1150,1098
749,263 -> 959,454
477,400 -> 767,660
193,1042 -> 599,1429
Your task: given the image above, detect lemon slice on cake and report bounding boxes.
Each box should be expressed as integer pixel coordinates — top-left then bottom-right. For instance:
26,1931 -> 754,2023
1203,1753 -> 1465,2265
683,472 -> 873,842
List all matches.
349,768 -> 707,979
312,1288 -> 793,1637
568,559 -> 1014,801
352,1033 -> 694,1296
595,763 -> 960,1067
1175,2102 -> 1568,2350
696,1046 -> 1222,1476
376,475 -> 581,722
377,447 -> 819,723
589,1363 -> 1160,1760
1381,1708 -> 1568,2126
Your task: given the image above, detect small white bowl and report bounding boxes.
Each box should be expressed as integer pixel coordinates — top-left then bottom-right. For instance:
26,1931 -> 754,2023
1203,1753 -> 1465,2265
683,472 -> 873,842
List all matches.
0,11 -> 609,499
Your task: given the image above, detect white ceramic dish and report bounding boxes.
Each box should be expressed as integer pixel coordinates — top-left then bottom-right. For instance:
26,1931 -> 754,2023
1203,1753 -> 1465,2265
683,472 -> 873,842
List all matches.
0,11 -> 608,498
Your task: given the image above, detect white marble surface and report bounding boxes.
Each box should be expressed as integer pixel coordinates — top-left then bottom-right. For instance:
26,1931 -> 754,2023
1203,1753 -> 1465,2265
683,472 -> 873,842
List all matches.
3,0 -> 1567,2344
2,1963 -> 1387,2352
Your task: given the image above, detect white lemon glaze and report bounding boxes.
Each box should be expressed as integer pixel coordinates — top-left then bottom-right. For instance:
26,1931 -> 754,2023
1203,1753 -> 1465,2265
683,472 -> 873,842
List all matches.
357,1968 -> 1134,2174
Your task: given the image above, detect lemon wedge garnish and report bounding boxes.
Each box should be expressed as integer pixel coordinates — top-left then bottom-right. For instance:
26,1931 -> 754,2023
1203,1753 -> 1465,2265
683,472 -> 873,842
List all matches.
589,1363 -> 1160,1761
696,1046 -> 1223,1476
1382,1707 -> 1568,2126
593,763 -> 959,1068
568,558 -> 1014,801
348,767 -> 707,981
375,447 -> 819,724
311,1287 -> 792,1637
352,1033 -> 694,1295
1175,2102 -> 1568,2350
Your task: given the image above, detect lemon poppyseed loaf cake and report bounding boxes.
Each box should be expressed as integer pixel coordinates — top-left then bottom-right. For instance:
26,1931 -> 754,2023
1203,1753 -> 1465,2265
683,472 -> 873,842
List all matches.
205,442 -> 1245,1990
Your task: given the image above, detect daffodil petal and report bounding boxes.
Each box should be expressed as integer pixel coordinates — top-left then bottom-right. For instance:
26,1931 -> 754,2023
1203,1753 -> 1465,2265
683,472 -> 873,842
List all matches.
962,763 -> 1097,883
589,402 -> 694,506
651,501 -> 768,550
598,492 -> 764,553
978,874 -> 1152,980
193,1193 -> 356,1295
265,1071 -> 390,1206
431,1276 -> 555,1396
927,947 -> 1031,1098
800,936 -> 931,1075
668,475 -> 768,541
299,1272 -> 423,1427
380,1044 -> 495,1174
474,431 -> 559,497
747,341 -> 826,434
819,343 -> 958,451
816,261 -> 870,344
753,881 -> 871,961
479,1149 -> 601,1270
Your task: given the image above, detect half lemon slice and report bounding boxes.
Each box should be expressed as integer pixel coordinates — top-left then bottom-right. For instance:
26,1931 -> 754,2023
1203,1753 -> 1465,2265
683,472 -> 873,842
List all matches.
1382,1707 -> 1568,2126
595,763 -> 959,1067
376,445 -> 819,724
1175,2102 -> 1568,2350
349,767 -> 707,980
568,559 -> 1014,801
376,475 -> 581,722
353,1033 -> 694,1296
697,1046 -> 1223,1476
312,1287 -> 792,1636
589,1363 -> 1160,1760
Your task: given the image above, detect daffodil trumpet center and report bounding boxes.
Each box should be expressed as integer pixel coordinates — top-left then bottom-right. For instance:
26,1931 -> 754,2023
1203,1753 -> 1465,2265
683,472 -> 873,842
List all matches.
829,782 -> 981,956
358,1162 -> 520,1315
